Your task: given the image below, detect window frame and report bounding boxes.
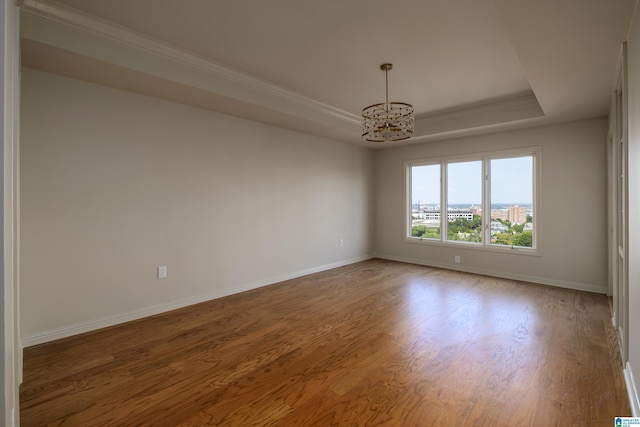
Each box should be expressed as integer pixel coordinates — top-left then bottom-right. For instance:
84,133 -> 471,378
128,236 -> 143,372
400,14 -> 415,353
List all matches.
405,146 -> 540,256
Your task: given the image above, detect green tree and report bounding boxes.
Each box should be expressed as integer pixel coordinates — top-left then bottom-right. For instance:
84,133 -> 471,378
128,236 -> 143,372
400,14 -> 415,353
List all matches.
412,225 -> 427,237
494,232 -> 514,246
446,216 -> 482,242
471,215 -> 482,230
412,225 -> 440,239
423,229 -> 441,239
513,231 -> 533,247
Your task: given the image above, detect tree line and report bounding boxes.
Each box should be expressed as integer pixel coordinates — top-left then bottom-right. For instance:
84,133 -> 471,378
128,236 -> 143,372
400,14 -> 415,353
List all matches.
411,215 -> 533,247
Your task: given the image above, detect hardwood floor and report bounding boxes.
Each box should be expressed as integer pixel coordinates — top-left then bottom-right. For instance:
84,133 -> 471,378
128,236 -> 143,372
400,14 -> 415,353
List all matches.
20,259 -> 630,426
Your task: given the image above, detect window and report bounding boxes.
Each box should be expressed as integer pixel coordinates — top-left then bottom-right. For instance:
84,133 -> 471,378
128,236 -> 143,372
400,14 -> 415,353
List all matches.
447,160 -> 482,243
407,147 -> 538,253
410,164 -> 440,239
490,156 -> 533,248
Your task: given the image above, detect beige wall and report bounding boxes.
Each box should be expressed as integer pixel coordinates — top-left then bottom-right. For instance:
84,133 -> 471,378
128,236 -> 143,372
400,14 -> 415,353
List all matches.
374,118 -> 608,292
19,68 -> 613,349
627,0 -> 640,414
20,68 -> 374,343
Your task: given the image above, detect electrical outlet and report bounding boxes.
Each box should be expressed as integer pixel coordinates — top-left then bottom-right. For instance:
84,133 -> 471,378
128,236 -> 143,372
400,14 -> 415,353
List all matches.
340,238 -> 344,247
157,266 -> 167,279
454,255 -> 461,264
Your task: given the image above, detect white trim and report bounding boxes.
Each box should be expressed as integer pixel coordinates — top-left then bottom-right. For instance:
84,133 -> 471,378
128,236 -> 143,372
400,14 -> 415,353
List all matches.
374,253 -> 607,294
18,0 -> 360,127
625,362 -> 640,417
21,255 -> 373,347
3,1 -> 20,425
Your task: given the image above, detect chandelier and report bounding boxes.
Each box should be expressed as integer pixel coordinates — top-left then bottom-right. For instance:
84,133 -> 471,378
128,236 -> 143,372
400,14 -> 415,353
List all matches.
361,63 -> 414,142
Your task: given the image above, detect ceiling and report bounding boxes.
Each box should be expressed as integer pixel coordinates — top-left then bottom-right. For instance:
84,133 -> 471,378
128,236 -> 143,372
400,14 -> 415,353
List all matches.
18,0 -> 637,147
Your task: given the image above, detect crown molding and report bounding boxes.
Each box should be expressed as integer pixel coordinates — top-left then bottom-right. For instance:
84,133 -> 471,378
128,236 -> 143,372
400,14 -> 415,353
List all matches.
414,91 -> 544,137
18,0 -> 361,126
416,91 -> 542,122
19,0 -> 555,146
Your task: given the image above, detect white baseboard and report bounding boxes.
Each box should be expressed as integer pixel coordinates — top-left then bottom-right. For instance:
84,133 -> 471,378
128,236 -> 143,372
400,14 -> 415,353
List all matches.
22,255 -> 373,347
374,253 -> 607,294
626,362 -> 640,417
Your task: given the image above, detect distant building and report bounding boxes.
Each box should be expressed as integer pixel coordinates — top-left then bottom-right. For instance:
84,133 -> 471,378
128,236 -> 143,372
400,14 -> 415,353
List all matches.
491,220 -> 508,234
490,205 -> 528,224
447,209 -> 473,221
413,207 -> 473,222
491,209 -> 509,221
423,208 -> 440,221
509,205 -> 527,224
414,206 -> 527,224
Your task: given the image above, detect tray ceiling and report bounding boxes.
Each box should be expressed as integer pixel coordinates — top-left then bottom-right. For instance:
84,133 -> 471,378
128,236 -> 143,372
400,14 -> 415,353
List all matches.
19,0 -> 636,146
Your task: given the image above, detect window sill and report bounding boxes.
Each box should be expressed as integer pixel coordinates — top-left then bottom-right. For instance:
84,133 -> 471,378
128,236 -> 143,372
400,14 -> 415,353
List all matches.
404,236 -> 540,256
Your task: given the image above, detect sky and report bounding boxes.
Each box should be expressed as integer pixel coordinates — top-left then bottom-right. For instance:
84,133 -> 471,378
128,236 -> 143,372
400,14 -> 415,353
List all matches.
411,156 -> 533,205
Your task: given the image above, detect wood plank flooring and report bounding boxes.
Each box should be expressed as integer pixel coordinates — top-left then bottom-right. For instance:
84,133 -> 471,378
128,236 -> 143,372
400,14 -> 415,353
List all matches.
20,259 -> 630,426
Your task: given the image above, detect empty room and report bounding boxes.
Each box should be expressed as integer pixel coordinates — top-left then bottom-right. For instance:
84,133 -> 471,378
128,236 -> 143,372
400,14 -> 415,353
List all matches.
2,0 -> 640,425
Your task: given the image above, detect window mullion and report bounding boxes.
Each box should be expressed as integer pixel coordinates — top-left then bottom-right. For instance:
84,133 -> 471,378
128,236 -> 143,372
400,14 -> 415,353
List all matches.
441,160 -> 447,242
483,158 -> 490,246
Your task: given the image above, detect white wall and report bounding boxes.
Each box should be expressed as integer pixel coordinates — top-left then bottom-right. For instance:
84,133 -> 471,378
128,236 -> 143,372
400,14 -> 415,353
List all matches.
626,0 -> 640,415
374,119 -> 608,292
20,68 -> 374,343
